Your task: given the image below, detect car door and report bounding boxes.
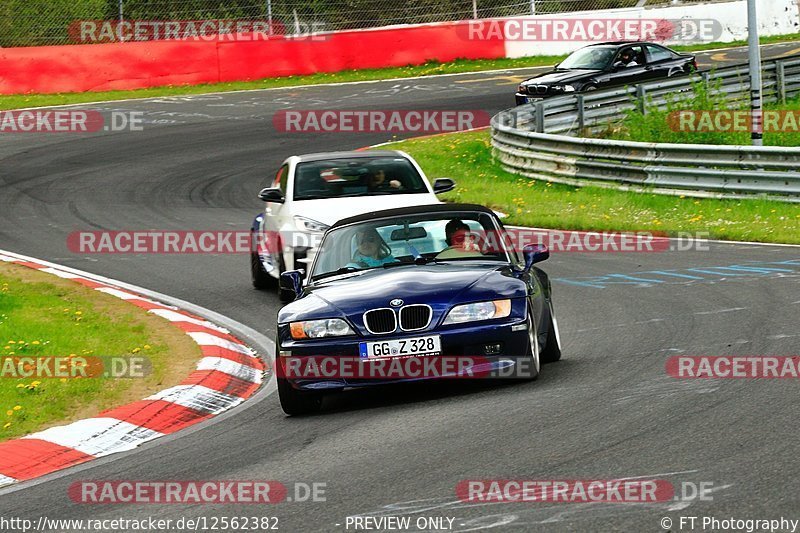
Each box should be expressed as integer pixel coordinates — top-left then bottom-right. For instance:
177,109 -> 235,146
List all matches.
264,164 -> 289,263
644,44 -> 677,81
608,45 -> 648,88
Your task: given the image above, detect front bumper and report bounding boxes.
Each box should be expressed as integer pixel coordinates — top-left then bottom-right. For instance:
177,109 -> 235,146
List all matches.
515,93 -> 544,106
277,319 -> 531,391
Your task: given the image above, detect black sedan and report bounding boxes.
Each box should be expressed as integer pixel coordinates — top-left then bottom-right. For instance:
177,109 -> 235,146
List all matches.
515,41 -> 697,105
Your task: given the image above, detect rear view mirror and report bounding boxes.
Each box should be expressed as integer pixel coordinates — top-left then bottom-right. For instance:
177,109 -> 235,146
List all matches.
259,187 -> 285,203
433,178 -> 456,194
390,227 -> 428,241
279,270 -> 303,300
523,244 -> 549,270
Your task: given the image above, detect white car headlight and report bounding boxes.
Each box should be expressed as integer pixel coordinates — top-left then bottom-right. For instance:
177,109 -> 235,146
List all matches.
290,318 -> 354,339
553,85 -> 576,92
443,299 -> 512,325
294,216 -> 330,233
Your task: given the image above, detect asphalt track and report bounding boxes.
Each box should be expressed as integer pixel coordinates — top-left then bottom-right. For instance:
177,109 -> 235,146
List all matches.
0,43 -> 799,531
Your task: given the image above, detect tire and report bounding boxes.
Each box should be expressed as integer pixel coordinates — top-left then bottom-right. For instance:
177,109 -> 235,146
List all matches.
250,250 -> 275,290
278,378 -> 323,416
277,252 -> 296,303
540,299 -> 562,364
518,304 -> 540,381
583,84 -> 598,92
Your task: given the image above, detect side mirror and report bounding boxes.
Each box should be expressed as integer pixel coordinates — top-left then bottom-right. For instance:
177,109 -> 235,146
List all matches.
522,244 -> 549,271
280,270 -> 304,299
433,178 -> 456,194
258,187 -> 285,203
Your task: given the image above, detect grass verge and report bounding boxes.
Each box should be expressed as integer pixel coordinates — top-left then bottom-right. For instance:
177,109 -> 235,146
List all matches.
377,129 -> 800,244
604,78 -> 800,146
2,33 -> 800,111
0,262 -> 201,441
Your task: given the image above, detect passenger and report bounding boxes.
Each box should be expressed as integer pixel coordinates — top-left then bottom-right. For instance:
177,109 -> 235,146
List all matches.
347,228 -> 397,268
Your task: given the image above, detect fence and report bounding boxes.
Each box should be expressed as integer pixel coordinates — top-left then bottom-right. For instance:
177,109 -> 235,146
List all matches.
491,55 -> 800,201
1,0 -> 716,47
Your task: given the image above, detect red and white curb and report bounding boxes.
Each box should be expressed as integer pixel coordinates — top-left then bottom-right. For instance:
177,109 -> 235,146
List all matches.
0,250 -> 267,488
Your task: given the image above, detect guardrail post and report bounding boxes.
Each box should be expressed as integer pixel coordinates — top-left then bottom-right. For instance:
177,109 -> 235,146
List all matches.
534,102 -> 545,133
576,95 -> 585,132
776,60 -> 786,104
636,85 -> 647,115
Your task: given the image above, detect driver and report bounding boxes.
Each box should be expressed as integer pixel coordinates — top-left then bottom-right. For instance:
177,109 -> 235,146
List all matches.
436,219 -> 483,259
366,168 -> 402,192
615,49 -> 639,68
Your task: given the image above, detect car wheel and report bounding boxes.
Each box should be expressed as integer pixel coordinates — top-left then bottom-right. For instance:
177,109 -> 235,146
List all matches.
277,377 -> 322,416
250,247 -> 275,290
540,298 -> 562,364
583,84 -> 598,92
518,304 -> 540,381
277,252 -> 295,303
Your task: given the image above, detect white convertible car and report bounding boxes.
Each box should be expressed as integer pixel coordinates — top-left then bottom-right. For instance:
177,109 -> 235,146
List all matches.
250,150 -> 455,300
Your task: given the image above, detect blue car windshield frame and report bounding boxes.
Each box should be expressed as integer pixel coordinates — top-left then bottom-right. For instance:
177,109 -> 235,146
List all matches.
309,211 -> 514,282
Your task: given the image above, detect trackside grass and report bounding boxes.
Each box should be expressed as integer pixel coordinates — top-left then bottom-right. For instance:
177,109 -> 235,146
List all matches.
604,82 -> 800,147
0,262 -> 200,441
377,130 -> 800,244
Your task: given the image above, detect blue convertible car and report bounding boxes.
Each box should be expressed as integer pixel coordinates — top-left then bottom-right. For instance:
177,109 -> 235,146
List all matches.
276,203 -> 562,415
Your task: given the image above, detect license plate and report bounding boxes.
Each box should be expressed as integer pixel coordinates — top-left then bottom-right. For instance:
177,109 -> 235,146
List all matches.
359,335 -> 441,359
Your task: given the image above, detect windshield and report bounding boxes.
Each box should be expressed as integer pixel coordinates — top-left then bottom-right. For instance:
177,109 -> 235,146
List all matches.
558,46 -> 616,70
309,211 -> 511,281
293,156 -> 429,201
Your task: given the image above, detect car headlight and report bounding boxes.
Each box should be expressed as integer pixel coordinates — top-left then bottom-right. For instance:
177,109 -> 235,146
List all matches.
443,299 -> 512,325
518,84 -> 527,94
290,318 -> 354,339
553,85 -> 576,92
294,216 -> 329,233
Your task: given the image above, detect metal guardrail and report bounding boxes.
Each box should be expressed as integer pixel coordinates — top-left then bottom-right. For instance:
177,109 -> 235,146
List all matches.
491,55 -> 800,201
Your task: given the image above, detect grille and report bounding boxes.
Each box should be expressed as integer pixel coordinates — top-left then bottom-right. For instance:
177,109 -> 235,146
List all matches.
534,85 -> 549,95
364,309 -> 396,334
399,305 -> 432,331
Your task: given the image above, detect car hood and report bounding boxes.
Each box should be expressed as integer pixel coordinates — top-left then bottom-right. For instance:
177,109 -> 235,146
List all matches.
293,194 -> 440,227
522,69 -> 601,85
279,262 -> 526,324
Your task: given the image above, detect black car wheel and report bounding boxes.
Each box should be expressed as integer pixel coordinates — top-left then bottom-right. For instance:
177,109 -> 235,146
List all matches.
518,304 -> 540,381
250,247 -> 275,290
583,84 -> 598,92
278,377 -> 323,416
540,299 -> 562,364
